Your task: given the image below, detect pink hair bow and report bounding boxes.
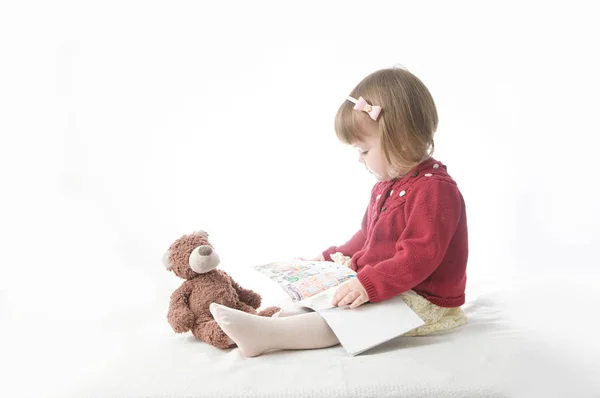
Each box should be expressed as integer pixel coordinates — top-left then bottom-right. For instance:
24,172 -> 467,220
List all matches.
346,96 -> 381,120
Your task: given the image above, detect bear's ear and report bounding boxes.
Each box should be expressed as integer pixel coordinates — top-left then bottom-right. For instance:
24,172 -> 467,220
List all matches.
192,230 -> 209,238
162,250 -> 173,270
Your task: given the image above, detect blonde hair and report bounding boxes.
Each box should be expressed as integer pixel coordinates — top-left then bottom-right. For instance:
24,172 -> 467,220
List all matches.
334,67 -> 438,177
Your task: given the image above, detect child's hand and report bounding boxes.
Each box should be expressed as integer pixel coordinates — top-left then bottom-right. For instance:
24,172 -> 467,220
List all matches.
331,278 -> 369,309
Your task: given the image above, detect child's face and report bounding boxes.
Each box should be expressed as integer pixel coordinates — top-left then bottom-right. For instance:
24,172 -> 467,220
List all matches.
353,135 -> 391,181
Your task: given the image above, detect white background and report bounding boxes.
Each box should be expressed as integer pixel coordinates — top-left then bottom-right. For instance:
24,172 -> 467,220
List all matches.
1,1 -> 599,396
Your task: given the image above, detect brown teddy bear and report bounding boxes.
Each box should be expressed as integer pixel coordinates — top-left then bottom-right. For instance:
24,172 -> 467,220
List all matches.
162,230 -> 280,349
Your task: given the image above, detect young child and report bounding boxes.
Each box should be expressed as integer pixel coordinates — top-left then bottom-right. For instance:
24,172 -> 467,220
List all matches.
210,67 -> 469,357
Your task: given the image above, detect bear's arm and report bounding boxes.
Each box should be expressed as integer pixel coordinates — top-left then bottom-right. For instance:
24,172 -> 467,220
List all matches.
167,281 -> 195,333
229,278 -> 262,309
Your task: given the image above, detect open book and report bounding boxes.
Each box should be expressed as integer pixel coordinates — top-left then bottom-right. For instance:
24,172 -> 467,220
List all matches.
253,260 -> 425,356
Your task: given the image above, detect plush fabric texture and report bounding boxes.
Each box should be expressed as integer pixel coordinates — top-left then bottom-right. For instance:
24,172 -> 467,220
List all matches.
165,232 -> 279,349
322,157 -> 468,307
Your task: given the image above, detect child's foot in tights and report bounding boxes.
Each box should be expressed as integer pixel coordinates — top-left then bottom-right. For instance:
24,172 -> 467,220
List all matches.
209,303 -> 339,357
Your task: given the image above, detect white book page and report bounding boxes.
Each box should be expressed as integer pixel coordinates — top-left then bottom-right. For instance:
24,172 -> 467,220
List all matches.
296,286 -> 339,310
318,296 -> 425,356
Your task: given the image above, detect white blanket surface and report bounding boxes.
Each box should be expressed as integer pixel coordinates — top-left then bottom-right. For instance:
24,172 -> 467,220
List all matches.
2,271 -> 598,398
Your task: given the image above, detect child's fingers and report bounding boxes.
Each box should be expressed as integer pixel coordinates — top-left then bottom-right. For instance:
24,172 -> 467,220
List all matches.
340,291 -> 360,307
349,295 -> 367,309
336,291 -> 360,307
331,284 -> 350,306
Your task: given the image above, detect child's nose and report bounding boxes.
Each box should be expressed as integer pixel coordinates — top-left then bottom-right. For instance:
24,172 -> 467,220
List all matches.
358,154 -> 365,164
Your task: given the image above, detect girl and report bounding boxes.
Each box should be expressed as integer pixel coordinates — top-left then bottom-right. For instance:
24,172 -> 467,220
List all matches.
210,67 -> 469,357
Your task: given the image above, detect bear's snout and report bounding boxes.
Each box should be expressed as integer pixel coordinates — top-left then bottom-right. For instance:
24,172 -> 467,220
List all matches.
197,246 -> 213,256
189,244 -> 220,274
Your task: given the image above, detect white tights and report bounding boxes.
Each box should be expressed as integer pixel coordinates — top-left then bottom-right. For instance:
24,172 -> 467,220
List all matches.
209,303 -> 339,357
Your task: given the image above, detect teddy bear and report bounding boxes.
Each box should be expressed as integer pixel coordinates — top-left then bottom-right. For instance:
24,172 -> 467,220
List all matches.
162,230 -> 280,349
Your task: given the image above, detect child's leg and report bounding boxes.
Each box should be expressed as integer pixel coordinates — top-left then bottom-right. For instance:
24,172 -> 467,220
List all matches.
210,303 -> 339,357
